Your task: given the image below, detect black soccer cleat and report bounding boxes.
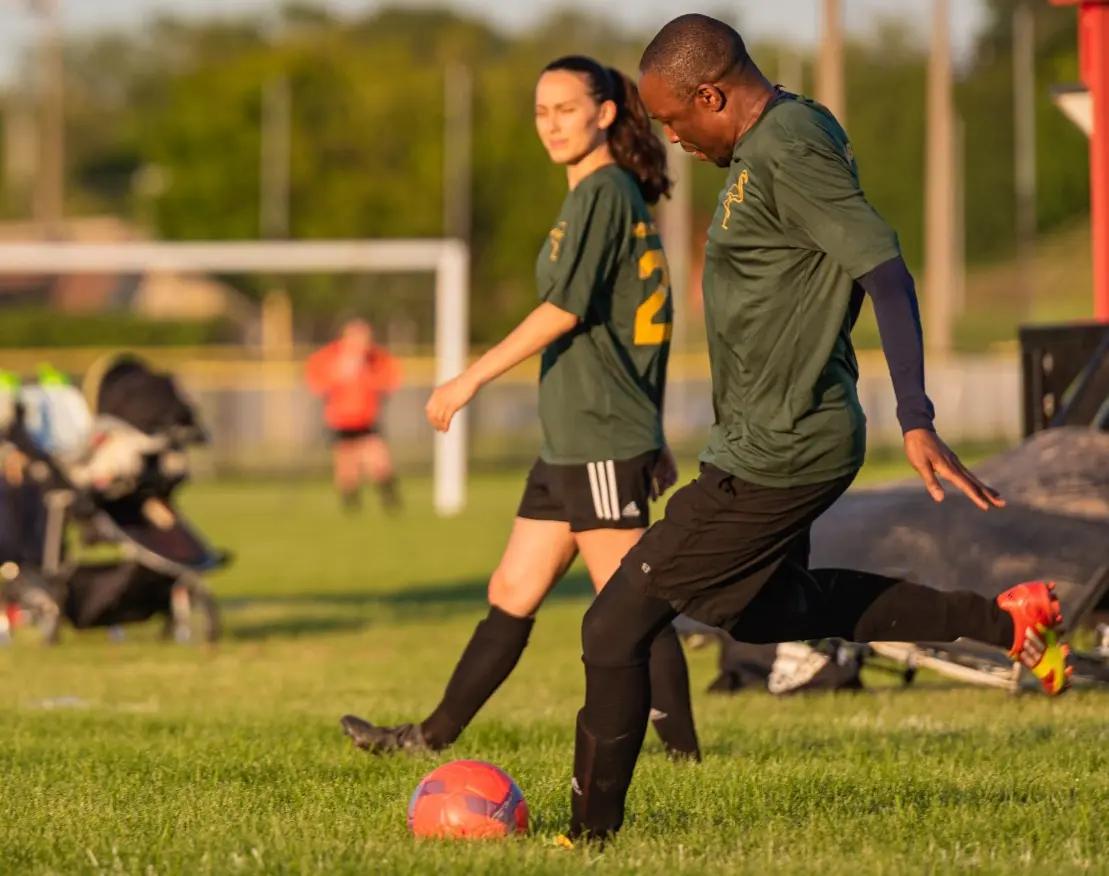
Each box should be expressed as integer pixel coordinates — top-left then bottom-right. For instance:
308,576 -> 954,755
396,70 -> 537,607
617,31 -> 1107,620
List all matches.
339,714 -> 431,755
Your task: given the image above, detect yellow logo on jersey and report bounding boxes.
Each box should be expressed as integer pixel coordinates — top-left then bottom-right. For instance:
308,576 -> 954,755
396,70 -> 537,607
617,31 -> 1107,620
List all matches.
632,221 -> 658,240
720,170 -> 749,230
548,221 -> 567,261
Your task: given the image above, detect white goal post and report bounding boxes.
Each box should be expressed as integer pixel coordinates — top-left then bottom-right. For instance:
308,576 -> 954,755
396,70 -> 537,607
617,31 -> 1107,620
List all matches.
0,239 -> 471,516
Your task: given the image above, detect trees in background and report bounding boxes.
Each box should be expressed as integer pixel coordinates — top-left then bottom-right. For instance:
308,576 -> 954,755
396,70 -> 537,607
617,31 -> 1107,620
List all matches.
0,3 -> 1089,343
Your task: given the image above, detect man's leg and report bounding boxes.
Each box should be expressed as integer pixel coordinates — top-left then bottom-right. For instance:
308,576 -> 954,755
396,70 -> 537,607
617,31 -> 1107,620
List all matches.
576,528 -> 700,762
646,623 -> 700,760
730,565 -> 1012,644
341,516 -> 577,753
729,564 -> 1071,694
562,466 -> 852,844
570,568 -> 678,842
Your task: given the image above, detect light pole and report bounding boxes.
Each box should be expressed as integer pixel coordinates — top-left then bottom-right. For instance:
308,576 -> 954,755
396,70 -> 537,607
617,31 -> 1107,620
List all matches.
818,0 -> 846,124
924,0 -> 955,356
19,0 -> 65,236
1013,2 -> 1038,320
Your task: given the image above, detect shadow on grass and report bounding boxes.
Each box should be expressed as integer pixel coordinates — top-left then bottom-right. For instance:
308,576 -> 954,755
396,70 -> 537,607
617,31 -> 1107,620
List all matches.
231,615 -> 374,641
218,572 -> 597,642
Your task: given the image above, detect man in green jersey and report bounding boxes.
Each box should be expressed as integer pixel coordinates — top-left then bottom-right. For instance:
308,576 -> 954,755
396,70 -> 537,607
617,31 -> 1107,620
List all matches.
561,14 -> 1073,846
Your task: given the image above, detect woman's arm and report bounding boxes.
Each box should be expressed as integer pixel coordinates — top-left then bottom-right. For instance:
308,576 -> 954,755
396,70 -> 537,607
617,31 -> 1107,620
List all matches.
461,302 -> 578,392
426,303 -> 578,433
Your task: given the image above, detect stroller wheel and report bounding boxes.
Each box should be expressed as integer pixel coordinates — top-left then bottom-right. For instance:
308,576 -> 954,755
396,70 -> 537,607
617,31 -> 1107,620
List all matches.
3,566 -> 63,646
24,588 -> 61,646
162,578 -> 221,645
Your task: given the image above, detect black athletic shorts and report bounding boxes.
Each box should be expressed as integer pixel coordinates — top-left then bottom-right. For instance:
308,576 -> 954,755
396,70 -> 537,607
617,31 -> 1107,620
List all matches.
619,462 -> 857,631
516,449 -> 659,533
330,424 -> 379,444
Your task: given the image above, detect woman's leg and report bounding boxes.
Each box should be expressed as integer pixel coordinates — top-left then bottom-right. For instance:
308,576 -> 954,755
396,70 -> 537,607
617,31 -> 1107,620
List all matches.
342,517 -> 577,753
360,433 -> 400,512
333,438 -> 361,510
420,517 -> 579,746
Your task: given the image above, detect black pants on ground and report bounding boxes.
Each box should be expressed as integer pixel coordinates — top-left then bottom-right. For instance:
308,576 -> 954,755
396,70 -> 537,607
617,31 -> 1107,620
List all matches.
569,464 -> 1017,840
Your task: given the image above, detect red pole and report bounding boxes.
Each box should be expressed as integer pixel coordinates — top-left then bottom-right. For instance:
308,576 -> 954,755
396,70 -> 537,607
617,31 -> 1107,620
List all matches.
1051,0 -> 1109,320
1080,3 -> 1109,320
1073,2 -> 1109,321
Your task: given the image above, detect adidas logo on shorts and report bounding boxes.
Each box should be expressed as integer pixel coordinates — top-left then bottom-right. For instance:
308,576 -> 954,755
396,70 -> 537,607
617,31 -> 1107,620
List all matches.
586,461 -> 643,521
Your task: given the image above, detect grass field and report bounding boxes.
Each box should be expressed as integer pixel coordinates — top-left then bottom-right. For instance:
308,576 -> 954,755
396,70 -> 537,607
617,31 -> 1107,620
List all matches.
1,458 -> 1107,875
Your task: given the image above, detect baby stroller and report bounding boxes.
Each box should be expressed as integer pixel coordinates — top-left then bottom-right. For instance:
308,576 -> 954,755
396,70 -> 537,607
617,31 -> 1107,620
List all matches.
0,355 -> 228,645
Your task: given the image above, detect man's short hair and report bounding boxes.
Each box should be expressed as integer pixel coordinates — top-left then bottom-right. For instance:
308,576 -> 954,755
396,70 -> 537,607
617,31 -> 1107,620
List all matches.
639,14 -> 749,97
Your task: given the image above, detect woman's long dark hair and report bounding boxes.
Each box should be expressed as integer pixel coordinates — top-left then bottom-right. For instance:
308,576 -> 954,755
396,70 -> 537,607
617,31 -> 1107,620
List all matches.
542,55 -> 672,206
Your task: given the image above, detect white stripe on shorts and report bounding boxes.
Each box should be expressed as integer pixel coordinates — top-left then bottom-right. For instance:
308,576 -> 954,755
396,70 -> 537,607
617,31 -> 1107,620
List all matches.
586,461 -> 608,519
605,460 -> 620,519
596,461 -> 614,520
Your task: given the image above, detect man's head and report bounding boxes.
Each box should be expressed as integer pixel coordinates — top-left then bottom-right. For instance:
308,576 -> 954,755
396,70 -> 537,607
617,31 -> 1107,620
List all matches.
638,14 -> 762,168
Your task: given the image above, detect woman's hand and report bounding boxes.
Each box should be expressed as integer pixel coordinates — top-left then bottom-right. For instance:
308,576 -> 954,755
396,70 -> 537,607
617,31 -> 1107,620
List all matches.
426,373 -> 480,433
650,445 -> 679,501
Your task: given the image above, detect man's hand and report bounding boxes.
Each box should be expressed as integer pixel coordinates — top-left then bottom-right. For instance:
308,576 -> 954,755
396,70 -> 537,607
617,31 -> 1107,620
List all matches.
425,373 -> 479,433
650,445 -> 679,501
903,429 -> 1005,511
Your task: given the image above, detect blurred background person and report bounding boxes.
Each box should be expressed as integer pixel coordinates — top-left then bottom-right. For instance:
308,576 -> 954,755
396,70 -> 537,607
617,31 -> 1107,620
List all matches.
305,317 -> 402,514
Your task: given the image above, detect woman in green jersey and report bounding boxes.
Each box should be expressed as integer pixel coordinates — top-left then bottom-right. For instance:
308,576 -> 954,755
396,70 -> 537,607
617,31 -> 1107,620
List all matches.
340,56 -> 700,761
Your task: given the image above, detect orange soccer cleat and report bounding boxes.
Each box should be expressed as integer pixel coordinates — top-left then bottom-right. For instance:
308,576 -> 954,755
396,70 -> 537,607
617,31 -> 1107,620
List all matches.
996,581 -> 1073,695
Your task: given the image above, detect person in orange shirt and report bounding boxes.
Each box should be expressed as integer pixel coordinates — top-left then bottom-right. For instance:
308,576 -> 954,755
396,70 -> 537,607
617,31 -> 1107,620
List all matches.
306,318 -> 402,513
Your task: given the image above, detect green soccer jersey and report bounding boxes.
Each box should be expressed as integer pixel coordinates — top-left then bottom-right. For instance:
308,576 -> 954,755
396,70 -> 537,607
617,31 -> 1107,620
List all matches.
535,164 -> 672,464
699,93 -> 901,487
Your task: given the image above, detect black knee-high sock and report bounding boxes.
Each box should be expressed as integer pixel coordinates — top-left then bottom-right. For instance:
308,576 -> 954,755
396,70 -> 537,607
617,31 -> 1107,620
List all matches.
804,571 -> 1015,648
571,570 -> 677,841
420,606 -> 533,749
572,663 -> 653,840
648,623 -> 700,761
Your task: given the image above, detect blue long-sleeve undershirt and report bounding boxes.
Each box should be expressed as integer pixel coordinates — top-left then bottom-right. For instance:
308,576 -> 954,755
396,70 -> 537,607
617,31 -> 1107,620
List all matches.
856,255 -> 936,434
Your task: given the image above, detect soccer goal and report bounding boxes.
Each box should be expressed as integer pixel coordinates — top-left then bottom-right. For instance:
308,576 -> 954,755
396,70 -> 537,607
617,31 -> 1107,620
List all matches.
0,239 -> 471,516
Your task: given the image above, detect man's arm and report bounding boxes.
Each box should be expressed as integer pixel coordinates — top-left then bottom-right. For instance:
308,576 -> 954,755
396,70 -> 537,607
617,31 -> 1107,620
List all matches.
856,257 -> 935,434
774,132 -> 1002,508
773,139 -> 934,435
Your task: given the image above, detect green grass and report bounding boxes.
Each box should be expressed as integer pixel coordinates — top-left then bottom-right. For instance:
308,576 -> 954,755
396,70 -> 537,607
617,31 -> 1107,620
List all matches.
1,457 -> 1106,875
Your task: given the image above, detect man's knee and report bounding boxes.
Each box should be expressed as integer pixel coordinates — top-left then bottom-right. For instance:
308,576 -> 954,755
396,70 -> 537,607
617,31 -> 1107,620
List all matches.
581,570 -> 665,669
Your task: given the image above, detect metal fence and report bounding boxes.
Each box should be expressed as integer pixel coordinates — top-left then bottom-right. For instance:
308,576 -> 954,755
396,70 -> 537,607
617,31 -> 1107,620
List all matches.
162,351 -> 1022,477
0,346 -> 1022,476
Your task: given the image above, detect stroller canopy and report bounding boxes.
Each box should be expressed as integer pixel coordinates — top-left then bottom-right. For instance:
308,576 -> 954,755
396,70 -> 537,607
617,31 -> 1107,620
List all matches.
84,354 -> 203,440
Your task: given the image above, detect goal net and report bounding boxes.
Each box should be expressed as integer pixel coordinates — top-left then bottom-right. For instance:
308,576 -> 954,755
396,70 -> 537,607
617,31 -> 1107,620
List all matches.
0,239 -> 470,516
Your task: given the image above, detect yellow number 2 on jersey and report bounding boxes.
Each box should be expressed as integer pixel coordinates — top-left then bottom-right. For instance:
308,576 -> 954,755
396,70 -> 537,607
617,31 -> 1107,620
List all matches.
635,249 -> 674,346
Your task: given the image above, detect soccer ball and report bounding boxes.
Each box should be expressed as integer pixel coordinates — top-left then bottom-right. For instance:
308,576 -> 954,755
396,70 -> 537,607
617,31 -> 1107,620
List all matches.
407,760 -> 529,839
